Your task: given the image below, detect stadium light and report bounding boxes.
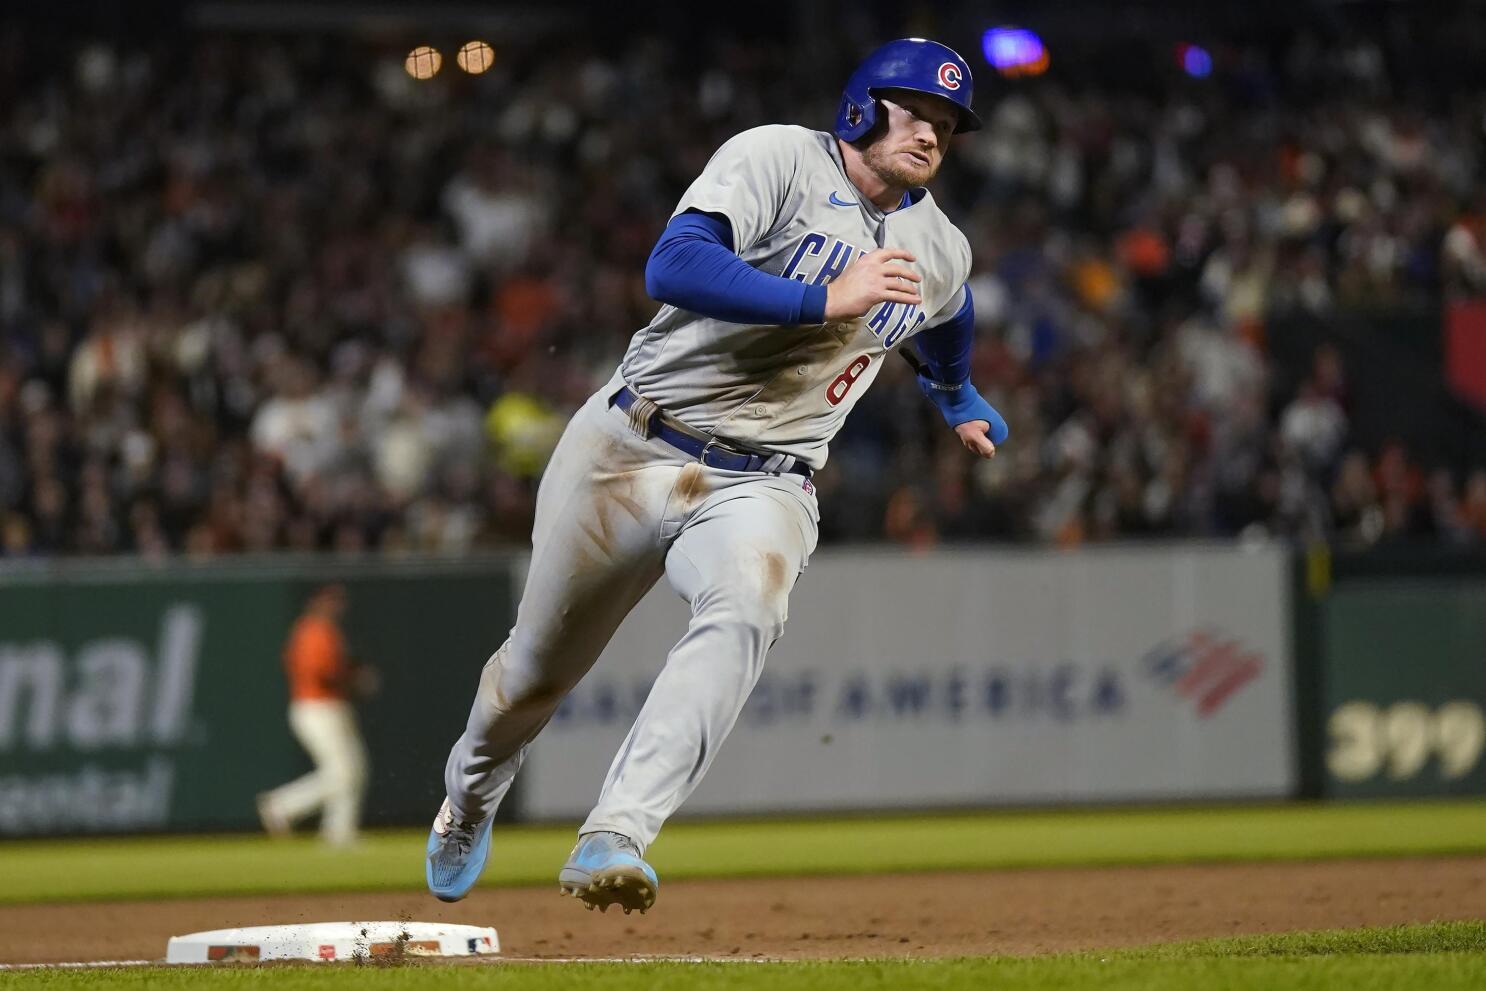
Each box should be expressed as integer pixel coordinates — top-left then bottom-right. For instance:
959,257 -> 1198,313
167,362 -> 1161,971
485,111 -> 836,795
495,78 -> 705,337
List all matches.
982,27 -> 1049,78
404,45 -> 442,80
457,41 -> 494,75
1176,43 -> 1212,78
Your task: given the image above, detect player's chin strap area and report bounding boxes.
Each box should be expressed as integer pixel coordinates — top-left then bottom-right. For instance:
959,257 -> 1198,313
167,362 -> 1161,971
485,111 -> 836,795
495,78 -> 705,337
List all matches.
609,385 -> 811,479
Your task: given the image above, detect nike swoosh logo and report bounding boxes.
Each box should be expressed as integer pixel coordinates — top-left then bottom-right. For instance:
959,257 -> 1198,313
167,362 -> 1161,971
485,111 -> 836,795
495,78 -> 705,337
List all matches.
828,191 -> 858,207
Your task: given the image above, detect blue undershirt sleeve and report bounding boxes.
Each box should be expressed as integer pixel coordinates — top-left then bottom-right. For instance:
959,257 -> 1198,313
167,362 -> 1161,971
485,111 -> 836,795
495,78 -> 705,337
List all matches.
644,211 -> 828,325
911,285 -> 1010,444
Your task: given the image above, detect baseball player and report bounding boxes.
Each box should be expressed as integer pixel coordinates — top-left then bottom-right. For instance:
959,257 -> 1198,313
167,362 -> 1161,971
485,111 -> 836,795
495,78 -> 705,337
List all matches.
427,38 -> 1008,912
257,584 -> 373,847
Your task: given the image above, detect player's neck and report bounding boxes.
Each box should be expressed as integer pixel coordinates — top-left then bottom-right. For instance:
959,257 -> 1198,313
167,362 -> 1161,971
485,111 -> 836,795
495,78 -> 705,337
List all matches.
837,138 -> 908,212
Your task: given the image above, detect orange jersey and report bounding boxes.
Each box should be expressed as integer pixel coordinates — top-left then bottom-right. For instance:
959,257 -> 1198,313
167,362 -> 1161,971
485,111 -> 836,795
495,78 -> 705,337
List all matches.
284,615 -> 350,702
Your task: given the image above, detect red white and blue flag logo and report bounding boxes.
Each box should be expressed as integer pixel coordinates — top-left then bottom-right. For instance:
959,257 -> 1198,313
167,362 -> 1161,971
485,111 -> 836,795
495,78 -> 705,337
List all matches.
1144,629 -> 1264,717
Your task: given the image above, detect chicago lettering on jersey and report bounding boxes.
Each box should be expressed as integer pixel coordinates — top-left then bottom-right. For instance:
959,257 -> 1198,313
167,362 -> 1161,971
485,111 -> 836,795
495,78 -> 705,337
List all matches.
865,300 -> 927,348
781,232 -> 865,285
782,231 -> 927,348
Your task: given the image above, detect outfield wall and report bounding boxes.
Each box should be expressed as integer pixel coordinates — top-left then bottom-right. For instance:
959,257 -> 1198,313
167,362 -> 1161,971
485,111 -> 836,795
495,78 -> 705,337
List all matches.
524,545 -> 1296,817
1297,549 -> 1486,801
0,557 -> 513,836
3,543 -> 1484,837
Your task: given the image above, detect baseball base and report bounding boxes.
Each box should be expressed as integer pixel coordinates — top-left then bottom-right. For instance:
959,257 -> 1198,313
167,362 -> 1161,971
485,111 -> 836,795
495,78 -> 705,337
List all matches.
165,921 -> 500,963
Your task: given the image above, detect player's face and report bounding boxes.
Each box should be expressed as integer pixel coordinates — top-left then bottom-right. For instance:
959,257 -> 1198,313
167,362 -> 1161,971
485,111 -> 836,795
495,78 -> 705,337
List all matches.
862,91 -> 958,188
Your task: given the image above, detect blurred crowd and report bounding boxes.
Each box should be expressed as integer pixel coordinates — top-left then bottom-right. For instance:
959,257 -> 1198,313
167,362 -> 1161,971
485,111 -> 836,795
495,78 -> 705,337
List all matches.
0,22 -> 1484,559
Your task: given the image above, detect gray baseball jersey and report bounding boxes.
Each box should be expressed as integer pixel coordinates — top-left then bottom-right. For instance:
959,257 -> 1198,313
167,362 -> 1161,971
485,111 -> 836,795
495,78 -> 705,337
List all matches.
439,121 -> 973,886
619,124 -> 971,469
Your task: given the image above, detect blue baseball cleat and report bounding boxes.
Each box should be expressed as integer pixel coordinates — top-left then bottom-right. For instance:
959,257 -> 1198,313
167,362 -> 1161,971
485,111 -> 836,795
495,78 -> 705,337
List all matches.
557,831 -> 658,914
425,798 -> 493,903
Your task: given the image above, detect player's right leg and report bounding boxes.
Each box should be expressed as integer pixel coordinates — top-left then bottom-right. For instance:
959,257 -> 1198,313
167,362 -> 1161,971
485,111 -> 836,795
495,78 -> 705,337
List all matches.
428,390 -> 678,900
569,469 -> 818,912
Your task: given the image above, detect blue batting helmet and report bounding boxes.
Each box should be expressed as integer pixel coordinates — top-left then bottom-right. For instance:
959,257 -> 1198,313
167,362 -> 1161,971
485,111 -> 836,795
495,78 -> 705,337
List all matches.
835,38 -> 982,143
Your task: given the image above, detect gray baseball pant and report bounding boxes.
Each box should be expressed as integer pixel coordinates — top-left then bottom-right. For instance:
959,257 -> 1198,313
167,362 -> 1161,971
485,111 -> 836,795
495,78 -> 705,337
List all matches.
442,385 -> 818,850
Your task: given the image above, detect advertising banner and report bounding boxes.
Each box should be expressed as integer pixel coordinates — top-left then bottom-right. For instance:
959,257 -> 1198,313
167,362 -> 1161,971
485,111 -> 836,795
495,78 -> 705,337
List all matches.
522,545 -> 1296,819
0,558 -> 512,835
1322,581 -> 1486,797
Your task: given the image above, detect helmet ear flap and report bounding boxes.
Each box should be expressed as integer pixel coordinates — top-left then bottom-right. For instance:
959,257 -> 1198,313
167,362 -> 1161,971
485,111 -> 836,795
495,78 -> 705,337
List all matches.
835,88 -> 878,142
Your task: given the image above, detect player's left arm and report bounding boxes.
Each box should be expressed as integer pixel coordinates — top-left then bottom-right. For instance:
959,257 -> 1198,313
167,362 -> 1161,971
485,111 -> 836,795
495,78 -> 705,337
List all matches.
907,284 -> 1008,458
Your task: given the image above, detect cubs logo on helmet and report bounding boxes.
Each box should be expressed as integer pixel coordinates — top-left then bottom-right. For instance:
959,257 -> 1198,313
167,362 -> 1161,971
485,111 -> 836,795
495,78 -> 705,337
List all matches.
835,38 -> 982,143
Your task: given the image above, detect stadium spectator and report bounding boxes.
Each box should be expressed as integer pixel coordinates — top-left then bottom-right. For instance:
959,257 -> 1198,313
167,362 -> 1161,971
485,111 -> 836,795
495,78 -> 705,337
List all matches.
0,23 -> 1481,557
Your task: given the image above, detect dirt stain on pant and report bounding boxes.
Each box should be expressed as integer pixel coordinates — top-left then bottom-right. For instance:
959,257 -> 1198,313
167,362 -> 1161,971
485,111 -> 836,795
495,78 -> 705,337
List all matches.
578,498 -> 617,558
671,463 -> 710,520
762,551 -> 789,598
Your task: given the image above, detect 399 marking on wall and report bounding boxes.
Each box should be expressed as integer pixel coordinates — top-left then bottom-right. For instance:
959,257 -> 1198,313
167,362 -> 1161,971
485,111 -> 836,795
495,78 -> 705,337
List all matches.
1327,700 -> 1486,782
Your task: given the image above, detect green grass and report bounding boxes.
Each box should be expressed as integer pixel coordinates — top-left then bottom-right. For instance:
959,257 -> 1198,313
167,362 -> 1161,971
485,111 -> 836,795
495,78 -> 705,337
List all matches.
2,799 -> 1485,905
3,922 -> 1484,989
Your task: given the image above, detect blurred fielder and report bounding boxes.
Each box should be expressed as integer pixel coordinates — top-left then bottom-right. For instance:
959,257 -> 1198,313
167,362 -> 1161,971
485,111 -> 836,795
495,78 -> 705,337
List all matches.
427,38 -> 1008,912
258,584 -> 375,847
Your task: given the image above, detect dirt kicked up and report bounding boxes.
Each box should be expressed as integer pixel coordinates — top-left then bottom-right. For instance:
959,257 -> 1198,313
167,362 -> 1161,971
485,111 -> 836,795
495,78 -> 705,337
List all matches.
2,856 -> 1483,966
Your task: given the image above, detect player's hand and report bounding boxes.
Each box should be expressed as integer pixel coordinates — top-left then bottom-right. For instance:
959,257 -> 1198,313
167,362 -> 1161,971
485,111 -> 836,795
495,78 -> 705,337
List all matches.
954,419 -> 997,459
824,248 -> 922,321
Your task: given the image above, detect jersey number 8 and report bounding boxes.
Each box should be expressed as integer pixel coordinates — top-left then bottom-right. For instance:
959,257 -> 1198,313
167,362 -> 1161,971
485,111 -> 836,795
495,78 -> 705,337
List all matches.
826,355 -> 872,407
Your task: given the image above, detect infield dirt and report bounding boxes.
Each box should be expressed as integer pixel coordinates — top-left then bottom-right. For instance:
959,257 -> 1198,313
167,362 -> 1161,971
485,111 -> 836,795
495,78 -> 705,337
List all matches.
2,857 -> 1483,965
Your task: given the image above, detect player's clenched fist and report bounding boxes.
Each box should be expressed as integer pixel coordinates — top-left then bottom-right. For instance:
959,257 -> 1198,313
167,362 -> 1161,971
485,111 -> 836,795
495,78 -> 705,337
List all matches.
824,248 -> 922,321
